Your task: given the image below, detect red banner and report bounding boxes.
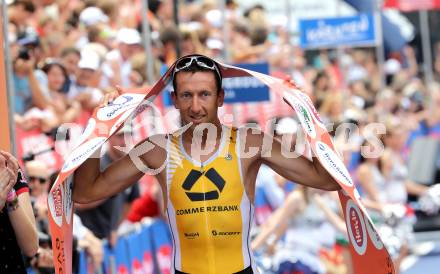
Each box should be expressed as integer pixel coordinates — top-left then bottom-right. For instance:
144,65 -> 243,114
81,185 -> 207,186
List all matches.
384,0 -> 440,11
16,127 -> 63,173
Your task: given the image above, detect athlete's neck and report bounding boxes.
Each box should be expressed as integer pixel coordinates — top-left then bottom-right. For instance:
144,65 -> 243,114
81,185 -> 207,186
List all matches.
182,121 -> 223,149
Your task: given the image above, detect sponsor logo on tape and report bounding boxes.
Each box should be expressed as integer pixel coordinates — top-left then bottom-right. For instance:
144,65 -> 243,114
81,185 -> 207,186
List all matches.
48,184 -> 63,227
63,176 -> 74,224
346,199 -> 367,255
284,91 -> 316,138
97,94 -> 144,121
315,142 -> 353,187
364,216 -> 384,250
62,137 -> 107,172
294,101 -> 316,138
296,92 -> 324,125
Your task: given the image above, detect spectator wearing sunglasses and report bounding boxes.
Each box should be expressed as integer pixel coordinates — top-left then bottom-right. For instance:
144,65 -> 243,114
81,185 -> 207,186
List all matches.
24,160 -> 50,221
73,54 -> 340,274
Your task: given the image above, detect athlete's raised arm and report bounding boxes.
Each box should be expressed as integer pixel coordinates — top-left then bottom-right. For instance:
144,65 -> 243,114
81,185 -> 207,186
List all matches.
73,134 -> 167,203
245,130 -> 341,191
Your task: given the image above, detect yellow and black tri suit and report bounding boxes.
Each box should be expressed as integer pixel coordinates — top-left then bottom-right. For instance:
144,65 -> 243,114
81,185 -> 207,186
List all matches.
165,126 -> 257,274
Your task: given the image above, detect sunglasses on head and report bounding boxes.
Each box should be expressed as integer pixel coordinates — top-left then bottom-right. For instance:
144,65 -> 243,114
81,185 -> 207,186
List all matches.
173,56 -> 221,79
29,176 -> 48,184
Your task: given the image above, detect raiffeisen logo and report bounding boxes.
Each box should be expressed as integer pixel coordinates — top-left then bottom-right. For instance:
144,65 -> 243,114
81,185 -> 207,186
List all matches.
315,142 -> 353,187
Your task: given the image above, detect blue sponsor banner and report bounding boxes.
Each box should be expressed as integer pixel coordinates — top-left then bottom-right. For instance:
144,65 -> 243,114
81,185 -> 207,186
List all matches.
150,219 -> 172,273
161,63 -> 270,106
78,250 -> 88,274
222,63 -> 270,103
299,13 -> 376,49
114,237 -> 131,274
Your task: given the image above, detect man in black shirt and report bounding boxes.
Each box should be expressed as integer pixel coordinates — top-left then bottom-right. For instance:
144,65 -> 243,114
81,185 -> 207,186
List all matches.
0,151 -> 38,274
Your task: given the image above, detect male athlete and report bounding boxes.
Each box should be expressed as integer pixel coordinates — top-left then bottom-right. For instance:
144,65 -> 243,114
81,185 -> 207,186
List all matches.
73,54 -> 340,274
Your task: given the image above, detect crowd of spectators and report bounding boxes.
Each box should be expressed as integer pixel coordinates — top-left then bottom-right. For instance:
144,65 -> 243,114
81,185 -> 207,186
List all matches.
3,0 -> 440,273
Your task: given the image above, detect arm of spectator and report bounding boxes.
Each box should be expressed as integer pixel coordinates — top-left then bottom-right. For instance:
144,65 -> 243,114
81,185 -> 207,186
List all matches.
231,42 -> 271,63
405,180 -> 429,197
60,100 -> 82,124
108,60 -> 122,87
30,248 -> 54,270
261,173 -> 285,209
404,46 -> 418,78
79,231 -> 104,268
74,214 -> 104,268
2,153 -> 38,257
313,193 -> 346,233
380,150 -> 393,180
25,62 -> 52,110
357,165 -> 384,211
8,191 -> 39,257
251,190 -> 303,251
0,154 -> 17,211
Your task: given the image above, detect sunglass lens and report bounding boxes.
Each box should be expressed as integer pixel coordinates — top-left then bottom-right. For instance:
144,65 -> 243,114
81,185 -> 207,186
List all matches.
176,57 -> 193,70
197,57 -> 214,68
29,176 -> 47,184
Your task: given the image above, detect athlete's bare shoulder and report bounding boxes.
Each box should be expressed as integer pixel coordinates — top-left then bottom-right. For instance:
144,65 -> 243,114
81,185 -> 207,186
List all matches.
135,133 -> 168,172
236,126 -> 269,161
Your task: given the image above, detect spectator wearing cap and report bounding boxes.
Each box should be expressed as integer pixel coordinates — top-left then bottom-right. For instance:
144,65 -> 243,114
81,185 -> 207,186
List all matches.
101,28 -> 143,88
79,6 -> 109,27
68,50 -> 104,111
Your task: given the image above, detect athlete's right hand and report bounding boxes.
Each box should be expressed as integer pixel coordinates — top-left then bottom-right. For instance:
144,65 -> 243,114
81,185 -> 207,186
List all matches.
99,85 -> 126,107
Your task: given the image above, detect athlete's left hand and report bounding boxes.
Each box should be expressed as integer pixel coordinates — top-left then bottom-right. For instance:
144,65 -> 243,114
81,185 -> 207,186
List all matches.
100,85 -> 127,107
